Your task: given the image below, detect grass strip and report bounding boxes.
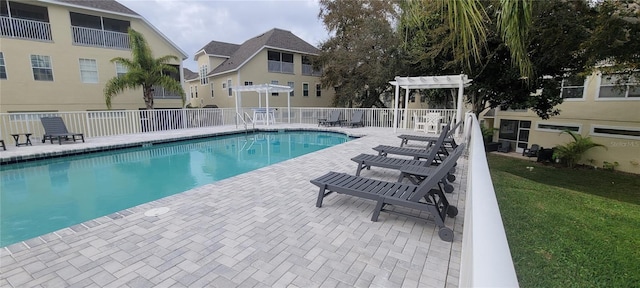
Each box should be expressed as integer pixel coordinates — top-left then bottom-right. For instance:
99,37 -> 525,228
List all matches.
488,154 -> 640,287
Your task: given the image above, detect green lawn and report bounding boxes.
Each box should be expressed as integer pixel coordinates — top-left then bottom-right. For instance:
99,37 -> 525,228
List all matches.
488,154 -> 640,287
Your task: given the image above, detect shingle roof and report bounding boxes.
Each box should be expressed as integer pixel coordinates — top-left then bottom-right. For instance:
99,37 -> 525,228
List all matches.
183,68 -> 199,81
209,28 -> 320,75
52,0 -> 139,16
199,41 -> 241,57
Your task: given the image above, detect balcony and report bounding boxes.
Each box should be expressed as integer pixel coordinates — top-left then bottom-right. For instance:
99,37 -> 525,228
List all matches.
0,16 -> 52,41
152,85 -> 182,99
268,60 -> 294,74
302,64 -> 323,76
71,26 -> 129,49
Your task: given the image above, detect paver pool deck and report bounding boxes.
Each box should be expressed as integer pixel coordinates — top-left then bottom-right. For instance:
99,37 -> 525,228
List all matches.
0,124 -> 466,287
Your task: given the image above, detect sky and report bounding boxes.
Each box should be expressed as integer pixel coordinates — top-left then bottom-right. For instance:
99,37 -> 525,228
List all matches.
119,0 -> 331,71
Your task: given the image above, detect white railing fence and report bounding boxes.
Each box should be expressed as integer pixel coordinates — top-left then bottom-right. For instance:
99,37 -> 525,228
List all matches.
0,107 -> 457,142
0,16 -> 52,41
459,112 -> 519,287
71,26 -> 129,49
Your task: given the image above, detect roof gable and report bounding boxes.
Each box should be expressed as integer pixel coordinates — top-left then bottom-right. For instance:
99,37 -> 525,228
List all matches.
198,41 -> 241,58
209,28 -> 320,75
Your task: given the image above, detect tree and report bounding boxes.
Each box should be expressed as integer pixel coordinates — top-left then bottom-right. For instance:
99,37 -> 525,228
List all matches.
104,28 -> 185,109
317,0 -> 401,107
403,0 -> 534,79
399,0 -> 592,119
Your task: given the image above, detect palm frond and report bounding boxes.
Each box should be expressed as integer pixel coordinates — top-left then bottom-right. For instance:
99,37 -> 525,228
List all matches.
497,0 -> 533,79
441,0 -> 488,69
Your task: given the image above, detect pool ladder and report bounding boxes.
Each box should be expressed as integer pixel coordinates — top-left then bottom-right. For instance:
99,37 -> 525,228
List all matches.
236,112 -> 255,134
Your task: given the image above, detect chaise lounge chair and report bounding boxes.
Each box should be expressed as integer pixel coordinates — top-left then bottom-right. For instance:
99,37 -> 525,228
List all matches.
346,110 -> 364,127
397,144 -> 465,185
318,111 -> 343,127
397,120 -> 462,148
41,116 -> 85,145
351,126 -> 458,190
0,139 -> 5,151
374,124 -> 455,159
310,141 -> 463,242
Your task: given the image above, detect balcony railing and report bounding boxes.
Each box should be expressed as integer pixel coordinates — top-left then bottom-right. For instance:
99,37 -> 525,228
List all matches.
268,60 -> 294,74
0,16 -> 52,41
302,64 -> 322,76
71,26 -> 129,49
152,86 -> 182,99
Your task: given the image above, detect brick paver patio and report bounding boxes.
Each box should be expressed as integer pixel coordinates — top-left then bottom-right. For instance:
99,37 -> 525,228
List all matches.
0,125 -> 466,287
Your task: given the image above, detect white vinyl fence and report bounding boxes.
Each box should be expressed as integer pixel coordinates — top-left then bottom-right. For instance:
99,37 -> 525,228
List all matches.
0,108 -> 456,142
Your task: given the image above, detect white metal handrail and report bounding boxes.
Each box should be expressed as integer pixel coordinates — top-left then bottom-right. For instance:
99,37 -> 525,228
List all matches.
0,16 -> 52,41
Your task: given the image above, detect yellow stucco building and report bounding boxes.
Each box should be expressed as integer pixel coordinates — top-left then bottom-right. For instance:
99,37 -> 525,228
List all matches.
0,0 -> 187,113
184,28 -> 334,109
483,72 -> 640,174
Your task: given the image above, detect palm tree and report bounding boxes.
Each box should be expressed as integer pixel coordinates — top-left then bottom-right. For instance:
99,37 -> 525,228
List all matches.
553,130 -> 606,168
104,28 -> 185,109
406,0 -> 533,79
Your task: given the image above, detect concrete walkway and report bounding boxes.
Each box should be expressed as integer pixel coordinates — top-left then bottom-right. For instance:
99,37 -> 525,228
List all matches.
0,124 -> 466,287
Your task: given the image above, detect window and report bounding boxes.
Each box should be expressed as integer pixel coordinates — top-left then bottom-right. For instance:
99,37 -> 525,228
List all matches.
561,75 -> 585,99
536,122 -> 581,133
288,81 -> 294,97
244,81 -> 253,86
2,1 -> 49,22
267,50 -> 294,73
316,83 -> 321,97
271,80 -> 279,96
599,74 -> 640,99
199,65 -> 208,85
303,83 -> 309,97
227,79 -> 232,97
302,55 -> 322,76
591,125 -> 640,140
189,86 -> 194,99
79,58 -> 98,83
30,54 -> 53,81
115,62 -> 127,77
0,52 -> 6,79
210,82 -> 215,98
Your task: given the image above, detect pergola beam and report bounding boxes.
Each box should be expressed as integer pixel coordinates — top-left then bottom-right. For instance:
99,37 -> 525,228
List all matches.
389,75 -> 473,133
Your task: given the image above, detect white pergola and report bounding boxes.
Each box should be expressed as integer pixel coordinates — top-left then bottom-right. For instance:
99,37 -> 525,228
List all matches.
231,84 -> 294,126
389,75 -> 473,133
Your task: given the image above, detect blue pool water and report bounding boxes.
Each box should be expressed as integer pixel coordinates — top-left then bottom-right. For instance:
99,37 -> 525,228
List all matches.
0,131 -> 350,247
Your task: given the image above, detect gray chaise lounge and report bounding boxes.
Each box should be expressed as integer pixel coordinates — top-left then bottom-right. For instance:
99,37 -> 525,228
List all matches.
397,120 -> 462,147
41,116 -> 85,145
346,110 -> 364,127
310,142 -> 464,242
318,110 -> 343,127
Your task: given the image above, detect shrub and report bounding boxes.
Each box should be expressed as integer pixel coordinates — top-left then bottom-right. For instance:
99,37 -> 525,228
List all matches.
553,130 -> 606,168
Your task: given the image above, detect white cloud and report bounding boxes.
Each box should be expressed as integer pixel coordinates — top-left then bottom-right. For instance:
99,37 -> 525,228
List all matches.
119,0 -> 329,71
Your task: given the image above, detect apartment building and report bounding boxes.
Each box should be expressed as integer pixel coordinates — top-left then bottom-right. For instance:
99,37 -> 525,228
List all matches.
483,72 -> 640,174
185,28 -> 333,108
0,0 -> 188,113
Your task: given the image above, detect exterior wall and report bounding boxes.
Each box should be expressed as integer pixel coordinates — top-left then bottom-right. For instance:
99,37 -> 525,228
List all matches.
204,50 -> 334,109
0,1 -> 184,113
486,73 -> 640,174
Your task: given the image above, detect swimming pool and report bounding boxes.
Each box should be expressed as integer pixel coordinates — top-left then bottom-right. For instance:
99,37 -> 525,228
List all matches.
0,130 -> 351,247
